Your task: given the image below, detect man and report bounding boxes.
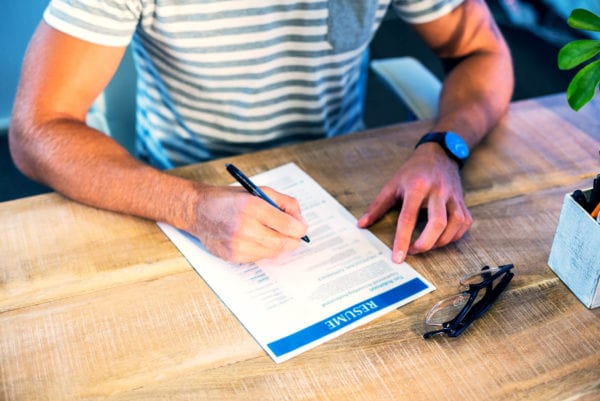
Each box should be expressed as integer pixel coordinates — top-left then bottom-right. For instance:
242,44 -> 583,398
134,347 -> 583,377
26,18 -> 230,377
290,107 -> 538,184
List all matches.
9,0 -> 513,264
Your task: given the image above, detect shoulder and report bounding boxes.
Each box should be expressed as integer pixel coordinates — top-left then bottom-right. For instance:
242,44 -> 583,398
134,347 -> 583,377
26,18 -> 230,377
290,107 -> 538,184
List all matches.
43,0 -> 148,46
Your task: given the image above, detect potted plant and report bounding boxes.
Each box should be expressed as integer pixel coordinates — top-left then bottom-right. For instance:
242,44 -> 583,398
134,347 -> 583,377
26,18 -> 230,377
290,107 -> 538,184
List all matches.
557,8 -> 600,110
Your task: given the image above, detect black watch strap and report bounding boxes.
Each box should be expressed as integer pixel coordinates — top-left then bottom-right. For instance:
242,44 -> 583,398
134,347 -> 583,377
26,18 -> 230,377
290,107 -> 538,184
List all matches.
415,131 -> 469,169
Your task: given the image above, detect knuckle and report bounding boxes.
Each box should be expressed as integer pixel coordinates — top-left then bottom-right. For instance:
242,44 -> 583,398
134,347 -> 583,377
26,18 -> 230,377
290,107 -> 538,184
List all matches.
223,239 -> 244,263
281,218 -> 297,234
429,218 -> 447,232
453,207 -> 473,229
280,238 -> 299,254
407,176 -> 431,195
409,173 -> 441,193
410,243 -> 429,254
287,197 -> 301,210
451,211 -> 466,226
397,214 -> 415,227
464,211 -> 473,226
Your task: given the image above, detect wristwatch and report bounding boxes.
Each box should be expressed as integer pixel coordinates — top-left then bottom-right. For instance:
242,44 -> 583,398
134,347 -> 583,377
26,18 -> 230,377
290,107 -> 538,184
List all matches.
415,131 -> 469,168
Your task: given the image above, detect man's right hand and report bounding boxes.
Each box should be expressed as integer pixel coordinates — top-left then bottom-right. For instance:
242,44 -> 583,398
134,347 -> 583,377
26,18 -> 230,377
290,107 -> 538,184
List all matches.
184,184 -> 309,263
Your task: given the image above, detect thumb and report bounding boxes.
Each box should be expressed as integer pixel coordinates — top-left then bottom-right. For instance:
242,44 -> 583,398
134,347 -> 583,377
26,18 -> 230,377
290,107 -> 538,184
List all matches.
358,185 -> 399,228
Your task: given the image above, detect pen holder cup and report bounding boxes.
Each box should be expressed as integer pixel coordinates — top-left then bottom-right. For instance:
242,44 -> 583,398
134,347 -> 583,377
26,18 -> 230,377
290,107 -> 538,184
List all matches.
548,189 -> 600,309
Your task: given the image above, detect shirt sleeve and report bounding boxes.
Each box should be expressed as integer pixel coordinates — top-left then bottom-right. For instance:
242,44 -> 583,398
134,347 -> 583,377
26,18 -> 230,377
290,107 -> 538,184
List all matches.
43,0 -> 144,47
392,0 -> 465,24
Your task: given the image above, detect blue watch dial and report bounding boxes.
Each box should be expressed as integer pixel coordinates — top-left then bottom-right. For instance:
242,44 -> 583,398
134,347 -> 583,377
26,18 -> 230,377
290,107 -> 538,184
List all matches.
444,132 -> 469,160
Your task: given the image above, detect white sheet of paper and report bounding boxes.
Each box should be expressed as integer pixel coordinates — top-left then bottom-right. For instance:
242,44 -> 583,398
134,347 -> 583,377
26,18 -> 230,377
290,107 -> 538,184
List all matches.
158,162 -> 434,362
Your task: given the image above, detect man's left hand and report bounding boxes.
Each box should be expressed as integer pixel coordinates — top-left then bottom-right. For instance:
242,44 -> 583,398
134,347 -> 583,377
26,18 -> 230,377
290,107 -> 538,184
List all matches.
357,143 -> 472,263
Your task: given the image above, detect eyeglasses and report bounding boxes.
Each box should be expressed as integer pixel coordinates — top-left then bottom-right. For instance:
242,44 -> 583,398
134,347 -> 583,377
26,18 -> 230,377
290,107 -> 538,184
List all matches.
423,264 -> 514,339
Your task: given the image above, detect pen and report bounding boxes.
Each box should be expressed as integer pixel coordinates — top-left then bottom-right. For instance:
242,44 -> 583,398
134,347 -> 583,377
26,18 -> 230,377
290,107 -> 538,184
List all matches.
588,174 -> 600,213
572,189 -> 589,211
225,163 -> 310,243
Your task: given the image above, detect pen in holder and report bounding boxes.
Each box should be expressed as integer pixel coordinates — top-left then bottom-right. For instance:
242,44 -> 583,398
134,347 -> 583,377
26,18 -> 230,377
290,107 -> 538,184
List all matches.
548,189 -> 600,309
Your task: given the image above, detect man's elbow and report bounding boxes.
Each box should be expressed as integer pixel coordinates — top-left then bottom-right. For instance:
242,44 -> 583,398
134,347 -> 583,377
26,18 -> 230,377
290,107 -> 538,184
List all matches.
8,112 -> 42,183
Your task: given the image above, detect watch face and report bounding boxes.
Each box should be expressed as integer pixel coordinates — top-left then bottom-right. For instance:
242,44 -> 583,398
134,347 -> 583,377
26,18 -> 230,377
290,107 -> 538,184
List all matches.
444,132 -> 469,160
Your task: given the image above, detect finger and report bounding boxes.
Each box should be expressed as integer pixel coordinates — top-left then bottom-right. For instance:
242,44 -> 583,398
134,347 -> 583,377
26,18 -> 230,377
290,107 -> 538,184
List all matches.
358,182 -> 399,228
262,187 -> 307,225
409,196 -> 447,254
251,194 -> 308,240
392,191 -> 422,263
247,219 -> 304,259
449,202 -> 473,243
431,200 -> 462,249
197,188 -> 303,263
231,231 -> 301,263
436,200 -> 472,248
219,211 -> 302,263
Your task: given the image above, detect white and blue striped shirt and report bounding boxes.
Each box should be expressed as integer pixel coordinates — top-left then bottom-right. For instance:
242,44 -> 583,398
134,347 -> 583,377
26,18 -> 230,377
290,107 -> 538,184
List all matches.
44,0 -> 463,168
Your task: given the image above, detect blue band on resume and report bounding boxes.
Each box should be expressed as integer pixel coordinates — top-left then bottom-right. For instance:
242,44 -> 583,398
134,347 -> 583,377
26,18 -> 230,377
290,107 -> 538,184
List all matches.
267,277 -> 428,357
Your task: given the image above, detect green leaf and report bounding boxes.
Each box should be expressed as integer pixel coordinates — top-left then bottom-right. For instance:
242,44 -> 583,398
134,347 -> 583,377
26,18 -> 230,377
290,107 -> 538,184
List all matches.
566,59 -> 600,110
558,40 -> 600,69
568,9 -> 600,32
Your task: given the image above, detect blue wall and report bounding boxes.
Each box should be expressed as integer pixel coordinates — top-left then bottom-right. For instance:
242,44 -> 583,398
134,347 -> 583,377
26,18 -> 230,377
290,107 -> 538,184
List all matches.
1,1 -> 48,128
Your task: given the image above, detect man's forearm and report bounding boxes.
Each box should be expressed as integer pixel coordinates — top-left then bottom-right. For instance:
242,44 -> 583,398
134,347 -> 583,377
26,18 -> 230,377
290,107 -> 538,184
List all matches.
409,0 -> 514,148
9,118 -> 200,231
432,48 -> 514,147
10,116 -> 310,263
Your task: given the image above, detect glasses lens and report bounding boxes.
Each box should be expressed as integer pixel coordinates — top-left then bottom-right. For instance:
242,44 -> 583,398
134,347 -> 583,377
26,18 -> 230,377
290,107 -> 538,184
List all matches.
425,293 -> 475,325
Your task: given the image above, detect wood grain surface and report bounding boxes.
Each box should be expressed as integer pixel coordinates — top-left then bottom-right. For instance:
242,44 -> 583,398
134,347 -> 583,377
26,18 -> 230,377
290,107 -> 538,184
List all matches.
1,94 -> 599,401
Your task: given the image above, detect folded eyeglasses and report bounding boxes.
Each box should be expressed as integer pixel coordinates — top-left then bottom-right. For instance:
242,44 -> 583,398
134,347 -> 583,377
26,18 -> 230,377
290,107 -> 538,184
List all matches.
424,264 -> 514,339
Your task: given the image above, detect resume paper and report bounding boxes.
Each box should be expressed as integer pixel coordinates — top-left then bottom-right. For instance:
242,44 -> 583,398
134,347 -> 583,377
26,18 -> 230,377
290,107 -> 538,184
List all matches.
158,163 -> 434,362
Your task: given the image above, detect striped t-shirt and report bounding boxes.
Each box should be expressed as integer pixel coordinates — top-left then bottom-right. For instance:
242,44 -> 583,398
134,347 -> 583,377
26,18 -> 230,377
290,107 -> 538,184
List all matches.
44,0 -> 463,168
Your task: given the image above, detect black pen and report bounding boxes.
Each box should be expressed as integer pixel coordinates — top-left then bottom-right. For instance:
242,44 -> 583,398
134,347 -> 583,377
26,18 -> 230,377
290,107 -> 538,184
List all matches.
572,189 -> 589,211
225,163 -> 310,243
588,174 -> 600,213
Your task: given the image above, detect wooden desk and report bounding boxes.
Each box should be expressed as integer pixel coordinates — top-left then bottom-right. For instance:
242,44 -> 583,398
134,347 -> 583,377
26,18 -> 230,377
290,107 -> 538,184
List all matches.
1,94 -> 599,400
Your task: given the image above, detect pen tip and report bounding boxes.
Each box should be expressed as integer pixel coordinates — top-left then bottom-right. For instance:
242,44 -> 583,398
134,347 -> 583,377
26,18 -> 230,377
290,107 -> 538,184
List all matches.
302,236 -> 310,243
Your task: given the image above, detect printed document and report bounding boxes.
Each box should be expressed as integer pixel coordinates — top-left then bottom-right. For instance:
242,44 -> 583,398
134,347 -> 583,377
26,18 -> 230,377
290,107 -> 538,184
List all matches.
158,162 -> 434,362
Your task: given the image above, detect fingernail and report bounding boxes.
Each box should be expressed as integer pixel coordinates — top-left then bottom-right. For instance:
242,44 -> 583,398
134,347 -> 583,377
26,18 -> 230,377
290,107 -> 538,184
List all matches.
357,213 -> 368,226
393,250 -> 405,264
